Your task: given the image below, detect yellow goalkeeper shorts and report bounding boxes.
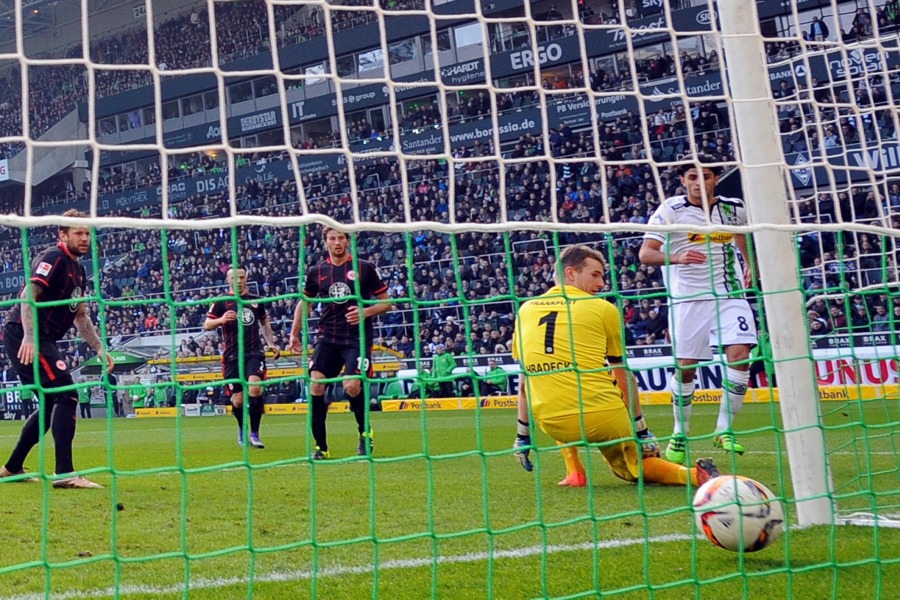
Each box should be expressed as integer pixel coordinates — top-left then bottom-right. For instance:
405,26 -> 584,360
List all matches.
537,407 -> 640,483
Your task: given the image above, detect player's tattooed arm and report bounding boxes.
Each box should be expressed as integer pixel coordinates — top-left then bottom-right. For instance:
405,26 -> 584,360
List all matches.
16,286 -> 41,365
74,304 -> 102,353
75,304 -> 114,373
18,285 -> 41,344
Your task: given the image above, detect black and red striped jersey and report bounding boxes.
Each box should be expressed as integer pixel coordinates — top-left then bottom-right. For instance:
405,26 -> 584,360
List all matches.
208,293 -> 268,361
7,242 -> 86,341
303,257 -> 387,347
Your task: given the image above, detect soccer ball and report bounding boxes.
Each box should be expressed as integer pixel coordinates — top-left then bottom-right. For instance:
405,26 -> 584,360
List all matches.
693,475 -> 785,552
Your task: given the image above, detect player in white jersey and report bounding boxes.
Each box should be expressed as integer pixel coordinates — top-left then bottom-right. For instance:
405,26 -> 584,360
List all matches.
639,164 -> 757,465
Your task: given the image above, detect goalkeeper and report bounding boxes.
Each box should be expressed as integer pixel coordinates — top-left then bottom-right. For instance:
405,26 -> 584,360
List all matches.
511,245 -> 719,488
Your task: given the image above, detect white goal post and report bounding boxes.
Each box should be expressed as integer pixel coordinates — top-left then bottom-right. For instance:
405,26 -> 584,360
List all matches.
718,1 -> 834,527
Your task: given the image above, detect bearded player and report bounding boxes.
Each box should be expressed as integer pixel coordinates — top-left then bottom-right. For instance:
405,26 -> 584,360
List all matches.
0,210 -> 114,488
289,227 -> 392,459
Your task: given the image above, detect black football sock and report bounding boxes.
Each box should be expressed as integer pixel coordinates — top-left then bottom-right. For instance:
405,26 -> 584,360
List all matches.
311,394 -> 328,451
4,403 -> 52,474
346,391 -> 367,434
50,400 -> 77,475
249,395 -> 264,435
232,401 -> 244,434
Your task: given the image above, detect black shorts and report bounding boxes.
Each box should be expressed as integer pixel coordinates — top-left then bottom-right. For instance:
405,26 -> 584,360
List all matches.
310,342 -> 373,380
222,355 -> 267,397
2,322 -> 75,399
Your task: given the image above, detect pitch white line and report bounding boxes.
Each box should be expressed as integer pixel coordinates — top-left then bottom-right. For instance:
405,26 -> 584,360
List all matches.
6,533 -> 695,600
751,450 -> 898,456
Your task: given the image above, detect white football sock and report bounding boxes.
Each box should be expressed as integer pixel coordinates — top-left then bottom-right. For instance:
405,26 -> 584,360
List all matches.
716,367 -> 750,432
671,375 -> 695,436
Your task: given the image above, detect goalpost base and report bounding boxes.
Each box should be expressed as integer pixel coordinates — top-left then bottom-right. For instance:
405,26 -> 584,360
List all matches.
836,513 -> 900,528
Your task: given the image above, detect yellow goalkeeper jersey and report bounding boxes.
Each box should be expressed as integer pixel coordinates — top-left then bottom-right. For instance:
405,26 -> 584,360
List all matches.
513,285 -> 625,420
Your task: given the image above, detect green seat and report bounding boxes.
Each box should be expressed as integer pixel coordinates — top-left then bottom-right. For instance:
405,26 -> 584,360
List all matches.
378,380 -> 406,401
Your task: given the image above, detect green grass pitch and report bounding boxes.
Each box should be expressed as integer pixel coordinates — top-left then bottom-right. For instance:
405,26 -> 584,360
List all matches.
0,402 -> 898,599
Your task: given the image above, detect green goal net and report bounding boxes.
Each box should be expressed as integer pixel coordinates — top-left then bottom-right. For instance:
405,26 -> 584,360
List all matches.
0,0 -> 899,598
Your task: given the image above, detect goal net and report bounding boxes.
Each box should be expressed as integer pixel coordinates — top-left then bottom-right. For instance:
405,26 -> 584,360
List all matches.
0,0 -> 898,597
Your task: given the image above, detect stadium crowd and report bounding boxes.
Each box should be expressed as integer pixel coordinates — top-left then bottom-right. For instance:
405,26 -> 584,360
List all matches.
2,0 -> 900,162
0,0 -> 733,161
0,0 -> 430,159
11,0 -> 897,159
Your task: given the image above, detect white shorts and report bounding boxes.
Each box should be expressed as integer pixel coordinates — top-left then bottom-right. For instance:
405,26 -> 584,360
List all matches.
668,299 -> 757,360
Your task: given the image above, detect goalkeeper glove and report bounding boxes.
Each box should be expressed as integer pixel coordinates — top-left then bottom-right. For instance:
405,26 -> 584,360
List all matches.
637,430 -> 660,458
514,419 -> 534,472
634,414 -> 660,459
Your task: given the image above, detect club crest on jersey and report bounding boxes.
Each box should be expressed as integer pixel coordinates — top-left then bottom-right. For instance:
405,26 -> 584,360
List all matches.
56,360 -> 67,371
329,281 -> 352,303
241,307 -> 256,325
346,270 -> 356,281
69,287 -> 82,312
719,203 -> 740,225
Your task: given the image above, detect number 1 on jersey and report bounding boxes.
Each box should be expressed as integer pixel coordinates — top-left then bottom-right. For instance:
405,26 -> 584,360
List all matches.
538,311 -> 558,354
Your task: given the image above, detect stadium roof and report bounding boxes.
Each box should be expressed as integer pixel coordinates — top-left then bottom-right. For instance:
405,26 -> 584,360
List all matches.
0,0 -> 131,35
0,0 -> 57,34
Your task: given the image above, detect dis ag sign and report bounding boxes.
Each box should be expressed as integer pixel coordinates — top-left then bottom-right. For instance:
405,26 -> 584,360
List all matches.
0,159 -> 8,182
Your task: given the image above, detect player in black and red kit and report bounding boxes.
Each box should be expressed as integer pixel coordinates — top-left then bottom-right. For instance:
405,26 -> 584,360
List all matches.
289,227 -> 392,458
204,267 -> 280,449
0,209 -> 114,489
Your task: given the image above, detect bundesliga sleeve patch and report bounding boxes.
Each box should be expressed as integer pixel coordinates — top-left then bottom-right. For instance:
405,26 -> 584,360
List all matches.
36,262 -> 52,276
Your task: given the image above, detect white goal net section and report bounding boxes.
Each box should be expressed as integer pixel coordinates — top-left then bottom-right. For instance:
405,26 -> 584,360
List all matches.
2,0 -> 900,595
